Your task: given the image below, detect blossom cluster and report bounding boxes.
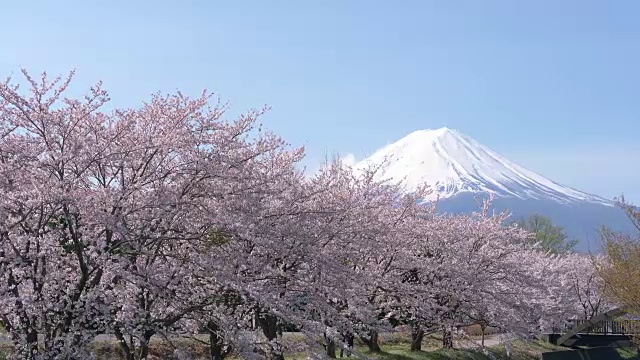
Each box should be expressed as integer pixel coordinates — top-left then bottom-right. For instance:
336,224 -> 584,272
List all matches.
0,71 -> 607,360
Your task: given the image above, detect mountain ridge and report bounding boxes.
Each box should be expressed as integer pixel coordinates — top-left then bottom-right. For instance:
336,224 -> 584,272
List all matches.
347,127 -> 633,252
353,127 -> 612,206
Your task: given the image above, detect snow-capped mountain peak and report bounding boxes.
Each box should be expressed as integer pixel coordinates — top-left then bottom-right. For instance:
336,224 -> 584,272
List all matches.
352,127 -> 611,205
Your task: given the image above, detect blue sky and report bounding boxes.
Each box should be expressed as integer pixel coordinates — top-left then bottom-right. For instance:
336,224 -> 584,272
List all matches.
2,1 -> 639,202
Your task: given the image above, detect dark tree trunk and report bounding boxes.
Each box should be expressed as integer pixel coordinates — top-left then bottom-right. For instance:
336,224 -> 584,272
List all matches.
480,324 -> 486,347
411,325 -> 425,352
208,321 -> 230,360
24,328 -> 38,360
258,313 -> 284,360
367,330 -> 381,353
442,327 -> 453,349
136,330 -> 154,360
114,328 -> 154,360
340,332 -> 354,357
325,333 -> 337,358
137,343 -> 149,360
114,328 -> 135,360
259,313 -> 278,341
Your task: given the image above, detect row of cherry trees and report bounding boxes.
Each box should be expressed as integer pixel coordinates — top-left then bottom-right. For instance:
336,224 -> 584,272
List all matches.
0,71 -> 608,360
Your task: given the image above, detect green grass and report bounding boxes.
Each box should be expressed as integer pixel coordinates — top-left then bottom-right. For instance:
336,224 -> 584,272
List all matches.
283,340 -> 570,360
0,334 -> 632,360
353,346 -> 501,360
0,340 -> 571,360
615,347 -> 639,359
85,337 -> 572,360
0,345 -> 10,360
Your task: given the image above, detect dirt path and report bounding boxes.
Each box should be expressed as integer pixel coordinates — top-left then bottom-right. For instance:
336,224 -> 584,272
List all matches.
457,334 -> 504,348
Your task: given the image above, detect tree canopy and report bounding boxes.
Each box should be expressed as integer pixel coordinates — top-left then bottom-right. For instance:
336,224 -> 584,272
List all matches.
0,70 -> 610,360
514,214 -> 578,254
597,198 -> 640,317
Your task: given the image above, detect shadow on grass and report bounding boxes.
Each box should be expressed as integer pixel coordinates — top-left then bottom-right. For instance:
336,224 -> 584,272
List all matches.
359,347 -> 501,360
353,340 -> 574,360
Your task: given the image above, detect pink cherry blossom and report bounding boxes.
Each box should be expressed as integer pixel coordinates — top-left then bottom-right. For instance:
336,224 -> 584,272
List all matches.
0,70 -> 611,360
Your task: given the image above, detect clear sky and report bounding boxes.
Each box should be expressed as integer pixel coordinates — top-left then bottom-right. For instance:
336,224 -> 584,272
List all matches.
2,1 -> 639,202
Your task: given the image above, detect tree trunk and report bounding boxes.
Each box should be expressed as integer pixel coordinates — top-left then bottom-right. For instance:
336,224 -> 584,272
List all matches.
258,313 -> 284,360
367,330 -> 381,353
325,335 -> 337,358
442,327 -> 453,349
208,321 -> 230,360
340,332 -> 354,357
259,313 -> 278,341
137,342 -> 149,360
114,328 -> 154,360
411,325 -> 425,352
480,324 -> 486,347
136,330 -> 154,360
114,328 -> 135,360
23,328 -> 38,360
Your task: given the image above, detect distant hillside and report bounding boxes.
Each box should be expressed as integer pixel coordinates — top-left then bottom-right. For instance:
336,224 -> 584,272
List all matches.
435,193 -> 635,252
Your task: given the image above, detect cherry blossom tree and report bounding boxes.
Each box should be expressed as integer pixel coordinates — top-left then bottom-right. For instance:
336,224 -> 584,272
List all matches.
322,168 -> 435,354
0,68 -> 611,360
393,199 -> 564,349
238,160 -> 435,358
563,253 -> 609,320
0,69 -> 308,359
0,70 -> 118,359
534,252 -> 612,336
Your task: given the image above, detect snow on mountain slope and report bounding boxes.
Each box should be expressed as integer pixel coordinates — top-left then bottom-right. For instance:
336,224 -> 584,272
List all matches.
353,127 -> 612,206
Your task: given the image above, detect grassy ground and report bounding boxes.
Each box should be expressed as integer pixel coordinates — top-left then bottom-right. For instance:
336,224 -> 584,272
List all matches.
0,339 -> 563,360
0,333 -> 635,359
282,340 -> 571,360
614,347 -> 639,359
296,342 -> 639,360
0,345 -> 9,360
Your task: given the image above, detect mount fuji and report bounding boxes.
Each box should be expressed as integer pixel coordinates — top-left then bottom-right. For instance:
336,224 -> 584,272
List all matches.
351,127 -> 633,251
